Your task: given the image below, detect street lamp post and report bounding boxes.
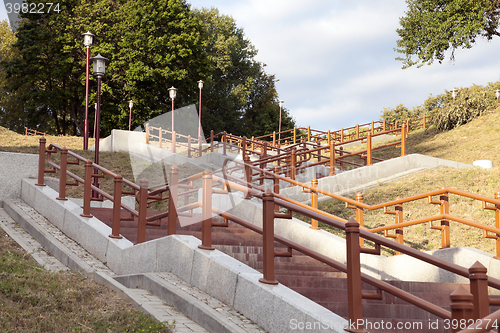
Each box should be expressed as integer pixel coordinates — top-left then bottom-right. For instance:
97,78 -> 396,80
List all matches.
168,86 -> 177,153
128,100 -> 134,131
89,53 -> 109,198
197,80 -> 203,140
496,90 -> 499,104
452,88 -> 458,102
82,31 -> 95,150
278,100 -> 284,145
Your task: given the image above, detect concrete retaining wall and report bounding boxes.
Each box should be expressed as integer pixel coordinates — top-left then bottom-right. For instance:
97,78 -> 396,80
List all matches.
20,177 -> 347,333
210,191 -> 500,285
280,153 -> 472,201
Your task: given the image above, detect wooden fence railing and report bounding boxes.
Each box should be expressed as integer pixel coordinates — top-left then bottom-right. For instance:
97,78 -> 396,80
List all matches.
36,137 -> 500,333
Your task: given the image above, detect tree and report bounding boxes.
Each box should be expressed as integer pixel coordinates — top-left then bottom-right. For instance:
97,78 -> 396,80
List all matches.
193,7 -> 295,137
395,0 -> 500,68
2,2 -> 293,138
0,20 -> 29,132
3,0 -> 209,136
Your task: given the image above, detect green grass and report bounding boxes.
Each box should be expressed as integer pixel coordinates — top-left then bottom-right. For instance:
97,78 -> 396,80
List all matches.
0,228 -> 174,332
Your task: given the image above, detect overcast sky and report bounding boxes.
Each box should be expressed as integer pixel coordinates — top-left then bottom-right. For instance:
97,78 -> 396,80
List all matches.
2,1 -> 500,131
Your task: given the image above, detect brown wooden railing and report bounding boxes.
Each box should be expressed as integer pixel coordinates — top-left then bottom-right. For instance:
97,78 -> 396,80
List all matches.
26,127 -> 70,137
223,156 -> 500,258
145,124 -> 205,157
37,136 -> 500,332
251,114 -> 435,148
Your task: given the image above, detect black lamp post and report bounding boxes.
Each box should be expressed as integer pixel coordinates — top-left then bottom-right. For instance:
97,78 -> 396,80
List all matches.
89,53 -> 109,197
82,31 -> 95,150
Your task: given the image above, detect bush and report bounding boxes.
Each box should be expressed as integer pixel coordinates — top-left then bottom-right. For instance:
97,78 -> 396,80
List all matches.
435,85 -> 497,130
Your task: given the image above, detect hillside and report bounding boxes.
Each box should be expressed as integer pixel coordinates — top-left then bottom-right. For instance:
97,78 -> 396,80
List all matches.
2,111 -> 500,256
317,108 -> 500,255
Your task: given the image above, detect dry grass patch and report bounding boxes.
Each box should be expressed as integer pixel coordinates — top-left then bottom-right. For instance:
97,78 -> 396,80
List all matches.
0,228 -> 173,332
315,166 -> 500,255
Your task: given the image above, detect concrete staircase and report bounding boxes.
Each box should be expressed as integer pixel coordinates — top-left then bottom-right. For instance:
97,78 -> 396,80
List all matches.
90,207 -> 489,332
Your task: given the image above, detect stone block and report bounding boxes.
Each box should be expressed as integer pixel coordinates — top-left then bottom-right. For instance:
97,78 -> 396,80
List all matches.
156,235 -> 200,282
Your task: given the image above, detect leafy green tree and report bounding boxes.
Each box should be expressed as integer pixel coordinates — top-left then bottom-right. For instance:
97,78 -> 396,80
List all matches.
2,1 -> 292,138
0,20 -> 29,132
194,7 -> 295,137
3,0 -> 208,136
396,0 -> 500,68
241,70 -> 294,138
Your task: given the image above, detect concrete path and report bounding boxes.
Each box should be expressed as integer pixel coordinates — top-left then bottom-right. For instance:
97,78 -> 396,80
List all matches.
0,200 -> 266,333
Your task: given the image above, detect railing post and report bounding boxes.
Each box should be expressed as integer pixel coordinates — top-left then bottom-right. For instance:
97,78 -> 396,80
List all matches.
356,192 -> 364,247
210,130 -> 214,153
440,189 -> 450,248
273,166 -> 280,212
468,261 -> 489,320
243,155 -> 252,199
366,132 -> 372,166
371,121 -> 374,135
330,141 -> 335,176
307,126 -> 311,142
57,147 -> 68,200
198,135 -> 202,158
259,190 -> 278,285
168,165 -> 178,236
401,124 -> 407,156
137,178 -> 148,244
251,136 -> 254,151
172,130 -> 176,153
310,178 -> 319,230
223,131 -> 227,156
199,169 -> 215,250
146,123 -> 150,144
341,128 -> 344,142
159,127 -> 162,148
345,219 -> 366,333
293,127 -> 296,144
339,146 -> 344,170
423,115 -> 427,129
242,136 -> 247,158
395,198 -> 404,254
450,286 -> 474,333
495,190 -> 500,259
327,129 -> 331,146
80,159 -> 93,218
36,137 -> 47,186
290,148 -> 296,181
382,119 -> 386,132
109,175 -> 123,239
272,131 -> 276,146
356,124 -> 359,139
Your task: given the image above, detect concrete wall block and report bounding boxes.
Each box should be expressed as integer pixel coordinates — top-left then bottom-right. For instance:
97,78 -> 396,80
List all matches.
234,272 -> 342,333
21,178 -> 37,206
33,185 -> 65,228
156,235 -> 200,281
206,253 -> 259,306
120,240 -> 159,275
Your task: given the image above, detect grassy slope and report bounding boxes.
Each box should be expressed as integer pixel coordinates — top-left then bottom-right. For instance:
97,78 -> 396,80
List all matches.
317,108 -> 500,255
2,108 -> 500,255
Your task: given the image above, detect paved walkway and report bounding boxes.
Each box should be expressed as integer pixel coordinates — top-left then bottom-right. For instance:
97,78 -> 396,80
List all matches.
0,199 -> 266,333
